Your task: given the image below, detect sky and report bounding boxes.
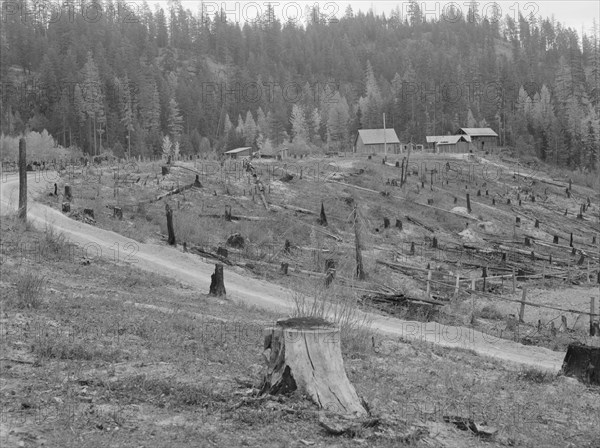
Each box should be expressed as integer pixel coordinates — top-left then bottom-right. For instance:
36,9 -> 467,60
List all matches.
157,1 -> 599,36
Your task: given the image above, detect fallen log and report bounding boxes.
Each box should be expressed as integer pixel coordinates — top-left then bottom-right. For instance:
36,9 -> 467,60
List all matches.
406,215 -> 435,233
152,182 -> 198,202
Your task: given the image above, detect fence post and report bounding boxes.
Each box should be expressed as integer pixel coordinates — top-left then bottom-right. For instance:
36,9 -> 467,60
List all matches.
454,274 -> 460,295
587,260 -> 591,283
512,267 -> 516,293
519,287 -> 527,323
591,297 -> 597,337
426,269 -> 432,297
471,278 -> 476,291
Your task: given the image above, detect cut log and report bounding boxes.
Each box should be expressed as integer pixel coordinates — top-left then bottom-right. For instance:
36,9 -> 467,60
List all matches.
261,318 -> 368,417
561,344 -> 600,385
209,263 -> 226,296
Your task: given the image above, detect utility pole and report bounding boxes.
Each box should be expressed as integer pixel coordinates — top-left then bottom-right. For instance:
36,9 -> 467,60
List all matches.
383,112 -> 387,156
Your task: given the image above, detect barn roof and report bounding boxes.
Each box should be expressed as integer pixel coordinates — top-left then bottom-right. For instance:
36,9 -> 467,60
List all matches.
426,135 -> 471,144
356,129 -> 400,145
456,128 -> 498,137
224,147 -> 252,154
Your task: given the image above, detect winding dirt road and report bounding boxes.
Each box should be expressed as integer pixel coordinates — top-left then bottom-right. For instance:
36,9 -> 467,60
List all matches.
1,172 -> 566,372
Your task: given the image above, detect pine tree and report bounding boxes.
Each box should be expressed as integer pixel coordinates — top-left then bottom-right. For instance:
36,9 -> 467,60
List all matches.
167,98 -> 184,141
290,104 -> 308,142
244,110 -> 257,146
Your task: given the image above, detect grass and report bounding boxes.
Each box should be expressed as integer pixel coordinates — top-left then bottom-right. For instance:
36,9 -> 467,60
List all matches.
290,281 -> 374,355
13,267 -> 46,309
2,218 -> 600,447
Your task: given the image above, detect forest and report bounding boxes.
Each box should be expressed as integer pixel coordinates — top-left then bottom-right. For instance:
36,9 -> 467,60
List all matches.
1,0 -> 598,170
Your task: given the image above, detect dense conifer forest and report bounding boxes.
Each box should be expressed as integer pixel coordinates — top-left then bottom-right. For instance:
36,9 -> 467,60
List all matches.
1,1 -> 598,170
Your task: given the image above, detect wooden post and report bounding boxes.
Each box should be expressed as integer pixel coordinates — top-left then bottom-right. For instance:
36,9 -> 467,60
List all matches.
383,217 -> 390,229
591,297 -> 597,337
471,278 -> 476,291
454,274 -> 460,295
466,193 -> 471,214
588,260 -> 591,283
570,233 -> 574,247
512,267 -> 516,293
165,203 -> 176,246
353,205 -> 365,280
519,287 -> 527,323
553,235 -> 559,244
426,269 -> 432,296
280,262 -> 289,275
567,260 -> 571,283
18,137 -> 27,220
261,318 -> 367,416
395,219 -> 403,230
209,264 -> 226,296
542,263 -> 546,280
482,266 -> 487,292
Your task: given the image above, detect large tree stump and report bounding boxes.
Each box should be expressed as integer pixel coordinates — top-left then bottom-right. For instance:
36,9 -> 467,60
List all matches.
209,263 -> 226,296
561,344 -> 600,385
261,318 -> 367,417
165,203 -> 176,246
64,185 -> 72,202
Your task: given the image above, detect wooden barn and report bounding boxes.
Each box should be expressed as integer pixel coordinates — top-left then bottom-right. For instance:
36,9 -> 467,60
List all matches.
354,129 -> 401,154
456,128 -> 498,151
225,147 -> 252,159
426,135 -> 471,153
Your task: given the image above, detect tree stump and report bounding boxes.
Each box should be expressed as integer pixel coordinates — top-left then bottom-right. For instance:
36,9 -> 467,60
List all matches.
162,166 -> 169,176
318,202 -> 328,226
507,199 -> 511,205
383,217 -> 390,229
280,262 -> 289,275
553,235 -> 559,244
227,233 -> 245,248
194,174 -> 202,187
535,219 -> 539,228
64,185 -> 72,202
395,219 -> 403,230
62,202 -> 70,213
165,203 -> 176,246
261,318 -> 368,417
113,207 -> 123,220
432,237 -> 438,248
209,263 -> 226,296
83,208 -> 94,220
410,242 -> 415,255
217,247 -> 228,258
561,344 -> 600,385
515,217 -> 520,226
324,259 -> 336,287
492,198 -> 495,205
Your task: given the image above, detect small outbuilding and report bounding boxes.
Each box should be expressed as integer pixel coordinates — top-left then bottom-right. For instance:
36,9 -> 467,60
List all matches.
225,147 -> 252,159
354,129 -> 401,154
426,135 -> 472,153
456,128 -> 498,151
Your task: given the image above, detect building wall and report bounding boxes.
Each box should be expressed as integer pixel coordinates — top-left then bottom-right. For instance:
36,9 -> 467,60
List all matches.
471,136 -> 497,149
355,136 -> 400,154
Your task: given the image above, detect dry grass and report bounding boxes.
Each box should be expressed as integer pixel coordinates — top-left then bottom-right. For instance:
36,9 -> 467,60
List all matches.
290,281 -> 373,355
13,267 -> 46,309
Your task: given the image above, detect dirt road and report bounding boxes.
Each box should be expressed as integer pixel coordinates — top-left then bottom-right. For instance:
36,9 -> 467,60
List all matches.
1,172 -> 566,372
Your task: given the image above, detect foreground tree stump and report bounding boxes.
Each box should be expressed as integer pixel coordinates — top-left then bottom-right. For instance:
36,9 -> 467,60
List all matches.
261,318 -> 368,417
209,263 -> 226,296
561,344 -> 600,385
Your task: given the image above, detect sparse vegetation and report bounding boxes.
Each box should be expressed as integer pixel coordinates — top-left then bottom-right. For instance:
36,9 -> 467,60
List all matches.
13,267 -> 46,309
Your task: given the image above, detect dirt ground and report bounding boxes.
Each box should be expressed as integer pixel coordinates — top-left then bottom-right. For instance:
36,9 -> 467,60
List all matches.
1,218 -> 600,448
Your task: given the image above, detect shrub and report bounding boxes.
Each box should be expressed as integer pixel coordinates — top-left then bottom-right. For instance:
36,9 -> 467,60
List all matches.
14,268 -> 46,309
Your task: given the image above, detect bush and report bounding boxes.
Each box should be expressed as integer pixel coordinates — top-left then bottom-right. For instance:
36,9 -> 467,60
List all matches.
477,304 -> 504,320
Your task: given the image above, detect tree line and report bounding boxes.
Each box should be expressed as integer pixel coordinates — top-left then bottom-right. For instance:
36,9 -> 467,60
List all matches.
1,0 -> 598,169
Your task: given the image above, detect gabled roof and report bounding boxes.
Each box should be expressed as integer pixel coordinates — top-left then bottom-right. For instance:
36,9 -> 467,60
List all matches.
225,147 -> 252,154
457,128 -> 498,137
356,129 -> 400,145
426,135 -> 471,144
